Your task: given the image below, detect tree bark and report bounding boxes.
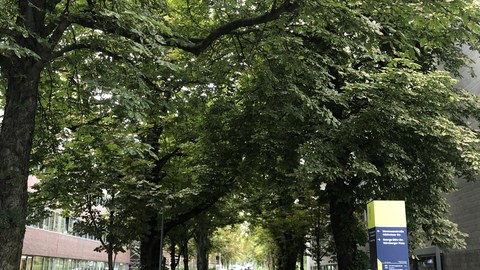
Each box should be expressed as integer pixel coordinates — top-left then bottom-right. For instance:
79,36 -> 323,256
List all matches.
140,216 -> 161,270
327,181 -> 361,270
299,242 -> 306,270
107,196 -> 116,270
108,248 -> 114,270
313,229 -> 324,269
182,240 -> 189,270
170,238 -> 177,270
0,62 -> 41,270
275,231 -> 300,270
140,181 -> 229,270
140,235 -> 162,270
195,228 -> 211,270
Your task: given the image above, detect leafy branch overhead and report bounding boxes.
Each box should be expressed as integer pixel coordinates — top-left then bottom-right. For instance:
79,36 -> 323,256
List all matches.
0,0 -> 302,67
4,1 -> 480,270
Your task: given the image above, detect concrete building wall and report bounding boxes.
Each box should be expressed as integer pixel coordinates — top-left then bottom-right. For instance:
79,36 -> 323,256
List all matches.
441,47 -> 480,270
442,250 -> 480,270
443,178 -> 480,269
446,178 -> 480,250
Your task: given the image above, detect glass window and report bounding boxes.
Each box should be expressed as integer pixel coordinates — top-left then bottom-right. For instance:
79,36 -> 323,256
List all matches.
53,258 -> 64,270
29,256 -> 34,270
51,213 -> 57,231
43,216 -> 49,231
25,256 -> 34,270
38,218 -> 44,229
32,256 -> 43,270
64,259 -> 72,270
67,218 -> 74,234
20,256 -> 27,270
25,256 -> 118,270
417,256 -> 436,270
95,261 -> 105,270
51,212 -> 57,231
52,212 -> 58,232
43,257 -> 53,270
78,260 -> 87,269
87,260 -> 95,270
57,215 -> 65,233
72,259 -> 79,270
48,216 -> 52,231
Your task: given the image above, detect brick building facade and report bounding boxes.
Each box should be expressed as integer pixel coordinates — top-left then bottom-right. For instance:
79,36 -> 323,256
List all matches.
21,176 -> 130,270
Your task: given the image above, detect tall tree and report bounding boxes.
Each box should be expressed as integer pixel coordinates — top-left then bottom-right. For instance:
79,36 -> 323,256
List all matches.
194,1 -> 480,269
289,1 -> 480,269
30,102 -> 153,270
0,0 -> 300,268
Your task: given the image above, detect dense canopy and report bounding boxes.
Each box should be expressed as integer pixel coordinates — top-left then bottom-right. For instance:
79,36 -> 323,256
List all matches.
2,1 -> 480,270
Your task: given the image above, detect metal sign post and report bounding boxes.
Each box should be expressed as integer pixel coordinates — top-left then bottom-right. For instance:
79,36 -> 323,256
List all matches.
367,200 -> 410,270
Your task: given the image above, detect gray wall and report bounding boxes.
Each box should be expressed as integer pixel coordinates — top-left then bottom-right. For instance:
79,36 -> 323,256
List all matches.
443,250 -> 480,270
442,47 -> 480,270
443,178 -> 480,269
446,178 -> 480,251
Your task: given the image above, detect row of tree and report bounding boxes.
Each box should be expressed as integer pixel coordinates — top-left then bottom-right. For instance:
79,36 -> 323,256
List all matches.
3,1 -> 480,270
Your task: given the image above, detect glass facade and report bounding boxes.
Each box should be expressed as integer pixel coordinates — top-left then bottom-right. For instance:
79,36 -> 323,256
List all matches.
20,255 -> 129,270
29,210 -> 98,241
310,265 -> 338,270
24,210 -> 128,270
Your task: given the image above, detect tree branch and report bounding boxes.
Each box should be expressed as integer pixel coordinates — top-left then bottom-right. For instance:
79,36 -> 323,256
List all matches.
68,0 -> 300,56
50,41 -> 171,98
86,196 -> 104,244
46,18 -> 71,47
43,0 -> 71,40
155,148 -> 181,175
48,43 -> 92,61
0,27 -> 15,37
172,0 -> 301,55
67,115 -> 110,132
163,177 -> 236,233
45,0 -> 64,12
0,55 -> 9,69
69,12 -> 144,44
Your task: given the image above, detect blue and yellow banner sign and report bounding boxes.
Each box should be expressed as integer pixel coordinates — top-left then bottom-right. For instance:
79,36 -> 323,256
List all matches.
367,201 -> 409,270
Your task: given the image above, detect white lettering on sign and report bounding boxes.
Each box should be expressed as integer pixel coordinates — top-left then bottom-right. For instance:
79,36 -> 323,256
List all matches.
380,229 -> 406,246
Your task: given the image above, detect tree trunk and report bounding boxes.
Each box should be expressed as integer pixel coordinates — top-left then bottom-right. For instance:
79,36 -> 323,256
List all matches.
140,216 -> 161,270
269,251 -> 276,270
140,235 -> 161,270
327,181 -> 362,270
276,231 -> 299,270
0,64 -> 41,270
299,243 -> 306,270
107,199 -> 116,270
195,228 -> 210,270
182,240 -> 189,270
170,238 -> 177,270
314,231 -> 323,269
108,249 -> 114,270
